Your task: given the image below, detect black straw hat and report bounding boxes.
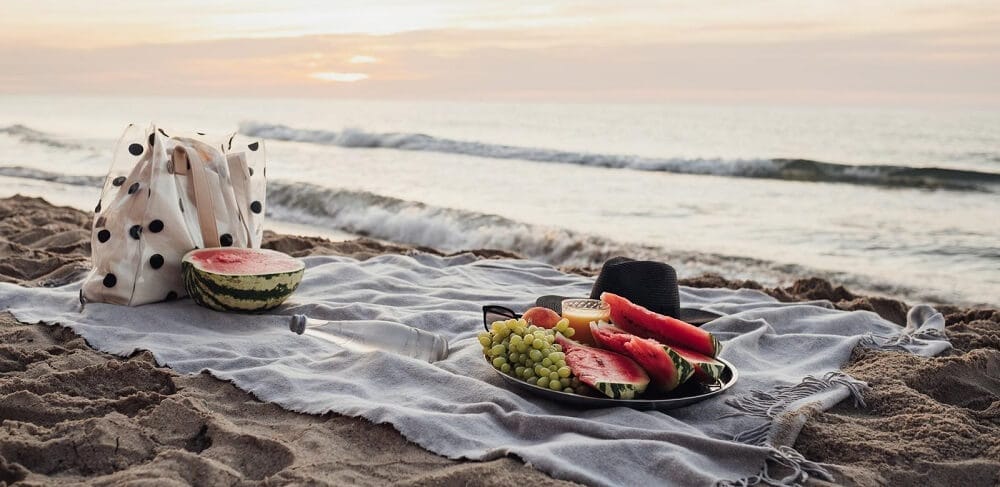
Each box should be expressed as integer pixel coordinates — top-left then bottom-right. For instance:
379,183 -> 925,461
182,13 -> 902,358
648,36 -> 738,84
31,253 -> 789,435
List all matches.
535,257 -> 721,326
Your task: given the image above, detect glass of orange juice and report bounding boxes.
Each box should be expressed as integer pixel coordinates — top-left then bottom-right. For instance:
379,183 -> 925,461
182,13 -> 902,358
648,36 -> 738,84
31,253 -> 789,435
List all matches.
561,299 -> 610,344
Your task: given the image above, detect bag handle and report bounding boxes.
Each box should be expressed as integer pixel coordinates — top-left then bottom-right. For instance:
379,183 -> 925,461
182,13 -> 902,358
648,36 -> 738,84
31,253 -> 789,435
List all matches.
172,144 -> 221,247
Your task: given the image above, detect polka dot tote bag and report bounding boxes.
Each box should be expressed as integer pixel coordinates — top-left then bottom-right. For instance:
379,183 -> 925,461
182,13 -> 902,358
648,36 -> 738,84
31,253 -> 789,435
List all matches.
81,124 -> 266,306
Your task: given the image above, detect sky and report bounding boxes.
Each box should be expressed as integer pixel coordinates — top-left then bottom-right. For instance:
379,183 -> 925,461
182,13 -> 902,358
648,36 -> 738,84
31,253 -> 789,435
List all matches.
1,0 -> 998,106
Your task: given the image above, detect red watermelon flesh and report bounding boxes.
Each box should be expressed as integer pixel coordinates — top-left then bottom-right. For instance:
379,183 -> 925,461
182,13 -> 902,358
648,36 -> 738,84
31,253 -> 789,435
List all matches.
554,334 -> 650,399
589,321 -> 695,392
601,292 -> 721,358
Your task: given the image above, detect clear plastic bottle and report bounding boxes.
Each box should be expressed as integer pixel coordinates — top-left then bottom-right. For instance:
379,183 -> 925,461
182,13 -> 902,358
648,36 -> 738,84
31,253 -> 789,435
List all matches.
289,315 -> 449,363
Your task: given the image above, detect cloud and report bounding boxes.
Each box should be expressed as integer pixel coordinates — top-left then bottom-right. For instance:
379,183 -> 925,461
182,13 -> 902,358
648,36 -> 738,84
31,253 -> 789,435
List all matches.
349,55 -> 379,64
310,72 -> 370,82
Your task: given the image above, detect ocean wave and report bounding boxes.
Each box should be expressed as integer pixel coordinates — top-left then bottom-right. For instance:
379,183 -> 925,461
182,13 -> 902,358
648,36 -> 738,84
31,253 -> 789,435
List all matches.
0,164 -> 956,304
0,124 -> 84,150
241,122 -> 1000,192
0,166 -> 103,187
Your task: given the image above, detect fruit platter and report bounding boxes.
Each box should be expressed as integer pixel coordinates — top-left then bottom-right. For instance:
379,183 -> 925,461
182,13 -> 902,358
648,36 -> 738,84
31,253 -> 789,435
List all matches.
479,293 -> 738,410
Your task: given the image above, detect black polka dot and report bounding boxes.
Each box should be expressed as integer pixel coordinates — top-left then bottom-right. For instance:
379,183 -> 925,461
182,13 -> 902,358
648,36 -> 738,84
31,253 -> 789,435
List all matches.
227,135 -> 235,150
149,254 -> 164,269
79,288 -> 86,306
166,160 -> 174,174
95,200 -> 101,213
178,198 -> 184,212
165,291 -> 178,301
149,219 -> 164,232
97,229 -> 111,243
129,225 -> 142,239
128,182 -> 140,194
128,143 -> 144,156
248,142 -> 259,151
103,273 -> 117,288
220,233 -> 233,246
250,201 -> 262,214
112,176 -> 126,186
248,167 -> 254,176
148,132 -> 155,147
197,132 -> 205,135
158,128 -> 168,137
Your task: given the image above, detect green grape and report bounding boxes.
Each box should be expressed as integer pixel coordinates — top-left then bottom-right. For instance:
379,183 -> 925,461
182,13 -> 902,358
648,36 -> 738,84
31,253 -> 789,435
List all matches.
526,377 -> 538,385
537,367 -> 551,377
515,366 -> 525,377
557,366 -> 571,378
523,368 -> 536,379
478,333 -> 492,348
563,387 -> 574,393
560,378 -> 571,388
549,379 -> 563,391
500,363 -> 511,374
490,344 -> 506,357
555,360 -> 567,369
564,328 -> 575,337
550,352 -> 565,361
529,349 -> 543,361
552,344 -> 562,352
537,377 -> 550,388
509,334 -> 522,346
548,372 -> 560,381
523,359 -> 534,368
532,338 -> 545,350
492,357 -> 506,368
508,352 -> 519,364
544,334 -> 555,344
516,342 -> 529,353
541,358 -> 553,368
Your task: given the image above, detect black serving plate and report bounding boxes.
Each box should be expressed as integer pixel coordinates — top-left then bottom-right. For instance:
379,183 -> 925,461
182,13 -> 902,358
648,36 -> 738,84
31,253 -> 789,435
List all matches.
488,355 -> 738,410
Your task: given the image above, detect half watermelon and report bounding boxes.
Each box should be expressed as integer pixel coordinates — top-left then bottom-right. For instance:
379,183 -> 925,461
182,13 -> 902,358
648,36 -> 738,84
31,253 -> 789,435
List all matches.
554,334 -> 650,399
601,292 -> 722,358
589,321 -> 696,392
182,248 -> 304,312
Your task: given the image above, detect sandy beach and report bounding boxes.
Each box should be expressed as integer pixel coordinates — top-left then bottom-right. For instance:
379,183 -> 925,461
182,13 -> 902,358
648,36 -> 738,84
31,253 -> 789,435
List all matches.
1,195 -> 998,486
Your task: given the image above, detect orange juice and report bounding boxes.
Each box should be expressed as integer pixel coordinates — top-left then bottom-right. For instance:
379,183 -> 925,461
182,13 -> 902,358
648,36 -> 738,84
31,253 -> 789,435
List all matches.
561,299 -> 610,344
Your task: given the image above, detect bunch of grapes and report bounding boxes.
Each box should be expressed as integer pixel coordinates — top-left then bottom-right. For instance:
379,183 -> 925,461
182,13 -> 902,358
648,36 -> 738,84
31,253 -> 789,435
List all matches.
479,318 -> 586,394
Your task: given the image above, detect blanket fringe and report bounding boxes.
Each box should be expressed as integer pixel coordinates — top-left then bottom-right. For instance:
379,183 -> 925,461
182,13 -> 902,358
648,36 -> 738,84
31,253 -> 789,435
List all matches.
716,446 -> 834,487
858,327 -> 946,351
724,371 -> 869,445
718,372 -> 870,486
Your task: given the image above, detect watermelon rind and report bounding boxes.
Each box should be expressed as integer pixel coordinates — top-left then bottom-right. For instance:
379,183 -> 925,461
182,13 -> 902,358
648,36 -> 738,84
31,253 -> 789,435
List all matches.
181,248 -> 304,312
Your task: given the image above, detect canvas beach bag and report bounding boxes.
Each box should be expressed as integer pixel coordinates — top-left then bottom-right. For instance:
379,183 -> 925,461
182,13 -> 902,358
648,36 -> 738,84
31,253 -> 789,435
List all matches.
81,124 -> 266,306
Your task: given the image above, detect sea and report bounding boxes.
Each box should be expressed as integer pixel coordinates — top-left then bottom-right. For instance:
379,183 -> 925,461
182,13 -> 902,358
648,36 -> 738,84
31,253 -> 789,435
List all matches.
1,95 -> 998,307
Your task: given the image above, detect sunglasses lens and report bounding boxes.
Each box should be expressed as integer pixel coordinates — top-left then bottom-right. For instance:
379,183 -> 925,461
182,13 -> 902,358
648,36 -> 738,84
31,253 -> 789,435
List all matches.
483,306 -> 520,329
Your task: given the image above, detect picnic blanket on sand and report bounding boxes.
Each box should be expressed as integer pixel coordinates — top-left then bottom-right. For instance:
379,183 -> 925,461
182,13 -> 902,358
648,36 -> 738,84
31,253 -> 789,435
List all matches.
0,253 -> 951,486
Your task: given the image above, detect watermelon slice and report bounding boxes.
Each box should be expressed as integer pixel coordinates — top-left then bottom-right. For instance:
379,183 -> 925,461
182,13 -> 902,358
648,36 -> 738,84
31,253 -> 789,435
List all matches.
555,334 -> 649,399
589,321 -> 696,392
669,345 -> 725,383
601,292 -> 722,358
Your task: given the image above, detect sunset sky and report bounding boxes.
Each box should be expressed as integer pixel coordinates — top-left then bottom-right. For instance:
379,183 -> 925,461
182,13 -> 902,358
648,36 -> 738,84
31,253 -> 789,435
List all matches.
2,0 -> 998,106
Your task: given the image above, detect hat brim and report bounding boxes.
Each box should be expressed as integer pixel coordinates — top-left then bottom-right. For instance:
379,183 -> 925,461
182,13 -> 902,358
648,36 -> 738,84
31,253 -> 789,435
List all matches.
534,295 -> 721,327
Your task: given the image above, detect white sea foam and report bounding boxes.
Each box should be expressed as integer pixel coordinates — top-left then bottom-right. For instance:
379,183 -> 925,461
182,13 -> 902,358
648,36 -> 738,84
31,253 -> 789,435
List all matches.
240,122 -> 1000,191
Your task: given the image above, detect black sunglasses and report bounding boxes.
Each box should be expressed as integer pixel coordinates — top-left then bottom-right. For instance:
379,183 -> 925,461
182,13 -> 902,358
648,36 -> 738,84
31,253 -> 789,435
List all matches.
482,305 -> 521,331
